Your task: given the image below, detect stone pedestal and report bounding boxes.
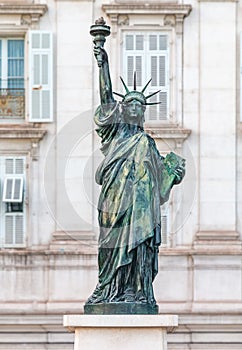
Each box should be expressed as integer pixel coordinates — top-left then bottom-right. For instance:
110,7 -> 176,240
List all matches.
63,314 -> 178,350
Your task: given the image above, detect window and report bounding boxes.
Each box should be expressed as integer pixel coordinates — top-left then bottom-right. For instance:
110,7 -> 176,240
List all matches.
123,32 -> 170,122
0,31 -> 53,122
0,38 -> 25,119
0,156 -> 26,247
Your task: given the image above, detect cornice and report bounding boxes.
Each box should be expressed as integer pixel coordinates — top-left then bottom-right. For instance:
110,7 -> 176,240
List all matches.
102,3 -> 192,17
0,124 -> 47,141
0,124 -> 47,160
0,4 -> 48,16
0,4 -> 48,28
102,3 -> 192,34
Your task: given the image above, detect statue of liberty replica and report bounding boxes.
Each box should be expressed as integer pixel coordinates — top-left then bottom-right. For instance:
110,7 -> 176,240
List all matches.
85,18 -> 185,314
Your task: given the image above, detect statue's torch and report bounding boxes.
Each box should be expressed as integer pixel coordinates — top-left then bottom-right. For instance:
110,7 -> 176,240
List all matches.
90,17 -> 111,67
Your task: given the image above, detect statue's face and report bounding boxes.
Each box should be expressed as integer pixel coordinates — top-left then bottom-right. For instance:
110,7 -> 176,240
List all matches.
122,99 -> 146,126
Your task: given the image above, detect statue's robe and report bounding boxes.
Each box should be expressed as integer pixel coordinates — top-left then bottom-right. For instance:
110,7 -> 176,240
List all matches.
87,102 -> 176,304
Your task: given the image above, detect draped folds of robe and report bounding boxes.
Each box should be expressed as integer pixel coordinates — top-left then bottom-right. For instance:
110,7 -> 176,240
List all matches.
87,102 -> 177,305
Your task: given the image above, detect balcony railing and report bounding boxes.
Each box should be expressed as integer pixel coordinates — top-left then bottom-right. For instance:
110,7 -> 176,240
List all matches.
0,89 -> 25,119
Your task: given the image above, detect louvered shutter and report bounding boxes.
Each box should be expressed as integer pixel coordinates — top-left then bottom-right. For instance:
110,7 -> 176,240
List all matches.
147,34 -> 169,121
161,203 -> 170,246
123,32 -> 169,121
2,157 -> 26,247
2,177 -> 23,202
124,34 -> 145,90
5,214 -> 24,246
29,31 -> 53,122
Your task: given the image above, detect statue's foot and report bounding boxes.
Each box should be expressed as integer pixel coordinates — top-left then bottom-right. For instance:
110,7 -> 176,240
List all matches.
123,288 -> 135,302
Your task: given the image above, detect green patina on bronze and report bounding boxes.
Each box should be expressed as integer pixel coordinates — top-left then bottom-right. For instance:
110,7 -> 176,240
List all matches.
85,18 -> 185,314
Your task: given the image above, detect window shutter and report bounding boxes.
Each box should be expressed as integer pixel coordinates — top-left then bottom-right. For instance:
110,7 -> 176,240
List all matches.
29,31 -> 53,122
124,34 -> 145,91
161,202 -> 170,246
5,157 -> 24,175
1,157 -> 26,247
4,214 -> 24,246
2,177 -> 23,202
123,32 -> 169,121
147,34 -> 169,121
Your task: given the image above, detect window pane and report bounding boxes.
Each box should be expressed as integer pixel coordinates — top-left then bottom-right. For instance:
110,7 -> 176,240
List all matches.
8,40 -> 24,58
8,40 -> 24,90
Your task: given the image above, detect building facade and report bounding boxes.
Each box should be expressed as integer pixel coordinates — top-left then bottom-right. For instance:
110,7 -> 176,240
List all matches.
0,0 -> 242,349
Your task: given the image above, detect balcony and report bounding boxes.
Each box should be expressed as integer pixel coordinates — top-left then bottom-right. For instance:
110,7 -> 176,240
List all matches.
0,89 -> 25,119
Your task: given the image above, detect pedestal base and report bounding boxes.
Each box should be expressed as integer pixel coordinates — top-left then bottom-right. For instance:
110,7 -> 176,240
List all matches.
84,302 -> 158,314
64,314 -> 178,350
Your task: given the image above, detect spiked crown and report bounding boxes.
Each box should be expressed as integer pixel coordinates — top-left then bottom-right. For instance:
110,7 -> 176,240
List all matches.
113,72 -> 161,106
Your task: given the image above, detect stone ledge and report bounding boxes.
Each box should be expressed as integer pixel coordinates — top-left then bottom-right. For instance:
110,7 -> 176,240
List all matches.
49,231 -> 97,253
103,3 -> 192,35
0,4 -> 48,16
63,314 -> 178,330
196,231 -> 239,241
193,231 -> 241,250
102,3 -> 192,16
0,124 -> 47,141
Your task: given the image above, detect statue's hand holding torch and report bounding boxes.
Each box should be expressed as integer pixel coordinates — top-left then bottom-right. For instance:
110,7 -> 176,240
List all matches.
90,17 -> 111,67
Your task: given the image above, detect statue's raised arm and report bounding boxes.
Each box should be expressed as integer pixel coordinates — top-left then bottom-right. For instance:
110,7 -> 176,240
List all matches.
90,18 -> 114,105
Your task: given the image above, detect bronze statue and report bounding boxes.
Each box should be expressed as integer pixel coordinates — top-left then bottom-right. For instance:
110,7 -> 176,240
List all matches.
85,18 -> 185,314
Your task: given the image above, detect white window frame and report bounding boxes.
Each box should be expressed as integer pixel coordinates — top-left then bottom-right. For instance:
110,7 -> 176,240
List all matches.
121,30 -> 171,124
0,156 -> 26,248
